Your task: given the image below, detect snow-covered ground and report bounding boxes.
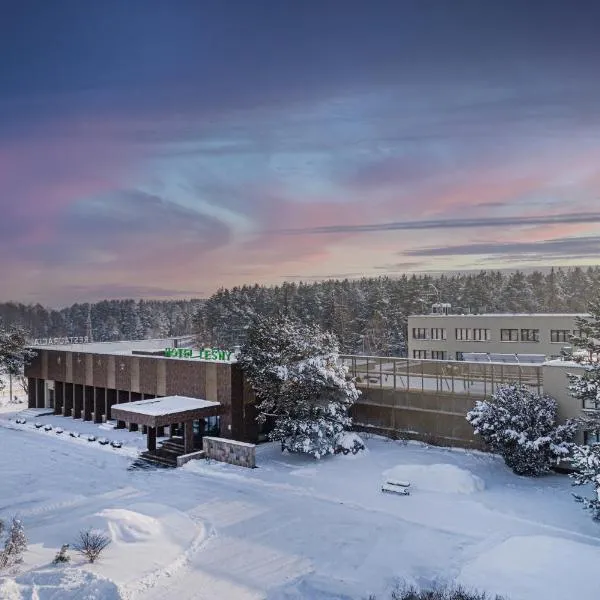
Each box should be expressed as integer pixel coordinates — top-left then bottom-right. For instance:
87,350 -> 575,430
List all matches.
1,409 -> 599,599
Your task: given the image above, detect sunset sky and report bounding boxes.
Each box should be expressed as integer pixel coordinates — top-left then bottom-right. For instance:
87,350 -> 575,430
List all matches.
2,0 -> 600,306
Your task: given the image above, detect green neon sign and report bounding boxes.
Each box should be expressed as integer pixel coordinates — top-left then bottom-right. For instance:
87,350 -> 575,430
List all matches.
164,347 -> 233,361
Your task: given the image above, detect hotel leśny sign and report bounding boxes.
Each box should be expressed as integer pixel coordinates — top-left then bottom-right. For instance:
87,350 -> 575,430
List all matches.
164,347 -> 234,361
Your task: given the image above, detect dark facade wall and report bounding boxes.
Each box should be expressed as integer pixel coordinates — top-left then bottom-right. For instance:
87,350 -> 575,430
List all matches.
46,350 -> 66,382
72,354 -> 87,386
93,355 -> 108,388
165,360 -> 206,398
25,349 -> 252,442
350,386 -> 484,450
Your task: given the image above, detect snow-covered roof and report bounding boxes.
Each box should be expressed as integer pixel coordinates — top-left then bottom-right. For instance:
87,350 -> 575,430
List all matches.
110,395 -> 222,426
115,395 -> 220,416
27,338 -> 183,355
409,313 -> 588,318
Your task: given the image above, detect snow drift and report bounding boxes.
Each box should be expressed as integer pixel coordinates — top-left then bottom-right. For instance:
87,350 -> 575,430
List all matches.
383,463 -> 485,494
459,535 -> 600,600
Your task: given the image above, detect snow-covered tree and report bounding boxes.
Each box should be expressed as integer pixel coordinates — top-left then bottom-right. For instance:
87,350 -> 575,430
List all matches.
466,384 -> 577,476
239,315 -> 360,458
566,300 -> 600,519
0,323 -> 36,393
570,443 -> 600,520
570,299 -> 600,363
0,517 -> 27,569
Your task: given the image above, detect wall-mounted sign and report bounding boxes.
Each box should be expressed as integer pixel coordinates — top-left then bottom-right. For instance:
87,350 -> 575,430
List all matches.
31,337 -> 90,345
164,347 -> 234,361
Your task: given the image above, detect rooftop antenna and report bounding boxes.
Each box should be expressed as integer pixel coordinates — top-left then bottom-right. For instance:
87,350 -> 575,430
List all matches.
86,304 -> 93,343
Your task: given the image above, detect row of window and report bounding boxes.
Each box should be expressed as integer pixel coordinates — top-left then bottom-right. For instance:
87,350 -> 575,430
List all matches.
413,350 -> 452,360
412,327 -> 582,343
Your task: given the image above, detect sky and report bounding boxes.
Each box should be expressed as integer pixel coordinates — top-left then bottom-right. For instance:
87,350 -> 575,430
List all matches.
2,0 -> 600,306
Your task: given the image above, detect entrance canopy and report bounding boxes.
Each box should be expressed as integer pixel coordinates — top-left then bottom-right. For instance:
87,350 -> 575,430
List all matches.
111,395 -> 221,428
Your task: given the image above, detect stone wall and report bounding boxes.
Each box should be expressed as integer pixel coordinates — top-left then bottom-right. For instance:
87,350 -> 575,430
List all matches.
203,436 -> 256,468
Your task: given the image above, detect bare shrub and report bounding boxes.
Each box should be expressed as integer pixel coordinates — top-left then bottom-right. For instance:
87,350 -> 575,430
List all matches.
73,529 -> 111,563
368,583 -> 506,600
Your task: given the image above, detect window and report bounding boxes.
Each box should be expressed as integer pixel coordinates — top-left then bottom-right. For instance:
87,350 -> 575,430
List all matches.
500,329 -> 519,341
472,328 -> 490,341
520,329 -> 540,342
413,350 -> 428,359
551,330 -> 570,343
583,430 -> 600,445
430,328 -> 447,340
456,351 -> 464,361
431,350 -> 446,360
412,328 -> 428,340
455,328 -> 472,341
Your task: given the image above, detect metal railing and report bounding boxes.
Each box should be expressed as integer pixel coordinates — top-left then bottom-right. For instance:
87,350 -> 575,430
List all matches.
340,355 -> 543,397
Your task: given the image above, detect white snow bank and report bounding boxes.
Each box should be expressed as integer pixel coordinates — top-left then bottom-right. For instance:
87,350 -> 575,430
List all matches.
84,502 -> 205,587
0,566 -> 121,600
383,463 -> 485,494
459,535 -> 600,600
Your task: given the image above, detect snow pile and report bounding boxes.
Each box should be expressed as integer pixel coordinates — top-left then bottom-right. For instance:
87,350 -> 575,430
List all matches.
383,463 -> 485,494
85,503 -> 205,587
0,566 -> 122,600
98,509 -> 163,544
459,535 -> 600,599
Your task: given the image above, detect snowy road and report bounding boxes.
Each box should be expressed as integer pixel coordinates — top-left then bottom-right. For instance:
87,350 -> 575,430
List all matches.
1,421 -> 600,599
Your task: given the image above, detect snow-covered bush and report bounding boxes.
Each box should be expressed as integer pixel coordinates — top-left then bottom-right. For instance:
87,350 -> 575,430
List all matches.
334,431 -> 365,455
466,384 -> 576,476
73,529 -> 110,563
570,442 -> 600,520
52,544 -> 70,564
0,517 -> 27,570
239,315 -> 360,459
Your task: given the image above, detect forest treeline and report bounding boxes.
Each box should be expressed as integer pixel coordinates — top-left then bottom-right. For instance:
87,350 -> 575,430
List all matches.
2,267 -> 599,356
194,267 -> 600,356
0,299 -> 204,342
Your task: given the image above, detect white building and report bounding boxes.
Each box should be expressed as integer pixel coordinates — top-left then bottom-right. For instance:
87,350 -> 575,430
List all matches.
408,308 -> 586,362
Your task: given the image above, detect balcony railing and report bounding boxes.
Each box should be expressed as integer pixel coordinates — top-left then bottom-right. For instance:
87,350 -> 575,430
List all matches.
340,355 -> 543,398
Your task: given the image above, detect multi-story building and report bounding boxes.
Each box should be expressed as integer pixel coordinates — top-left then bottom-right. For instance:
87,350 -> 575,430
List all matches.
408,309 -> 586,362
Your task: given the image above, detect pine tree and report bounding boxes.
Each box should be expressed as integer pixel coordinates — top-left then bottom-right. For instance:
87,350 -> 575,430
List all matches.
570,444 -> 600,520
0,323 -> 36,393
239,315 -> 360,458
0,517 -> 27,569
570,299 -> 600,363
466,384 -> 577,476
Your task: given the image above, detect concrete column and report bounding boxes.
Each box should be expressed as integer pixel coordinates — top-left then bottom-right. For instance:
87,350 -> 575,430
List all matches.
147,427 -> 157,452
54,381 -> 64,415
28,377 -> 36,408
106,389 -> 117,421
63,383 -> 73,417
73,384 -> 83,419
83,386 -> 94,421
184,420 -> 194,454
36,379 -> 45,409
116,390 -> 129,428
93,387 -> 106,423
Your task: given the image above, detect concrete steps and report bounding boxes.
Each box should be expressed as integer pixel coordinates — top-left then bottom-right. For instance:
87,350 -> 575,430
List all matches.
17,408 -> 55,419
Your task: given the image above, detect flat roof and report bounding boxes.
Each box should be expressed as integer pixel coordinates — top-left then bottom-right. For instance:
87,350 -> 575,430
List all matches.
116,395 -> 220,416
111,395 -> 222,427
